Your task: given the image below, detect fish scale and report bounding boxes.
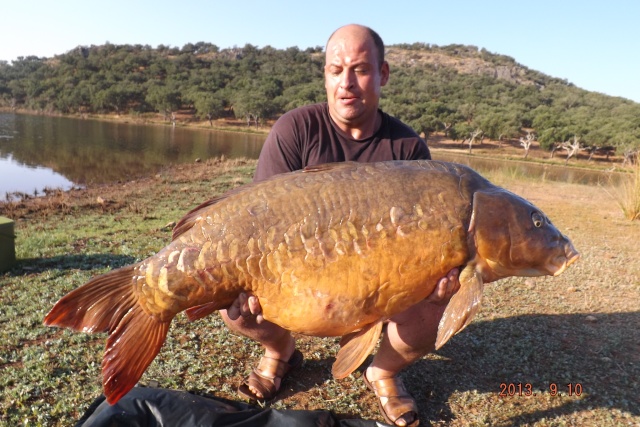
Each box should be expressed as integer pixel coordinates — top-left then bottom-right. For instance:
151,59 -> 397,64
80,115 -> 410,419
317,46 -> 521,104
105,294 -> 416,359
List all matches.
44,160 -> 579,404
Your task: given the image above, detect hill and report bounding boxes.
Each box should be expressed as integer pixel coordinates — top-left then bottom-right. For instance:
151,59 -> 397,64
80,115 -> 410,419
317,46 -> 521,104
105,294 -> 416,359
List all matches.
0,42 -> 638,160
387,43 -> 557,87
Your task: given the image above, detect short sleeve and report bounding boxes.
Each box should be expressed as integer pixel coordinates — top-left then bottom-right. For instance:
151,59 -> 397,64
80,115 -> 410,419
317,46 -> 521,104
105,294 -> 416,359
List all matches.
253,113 -> 304,182
407,139 -> 431,160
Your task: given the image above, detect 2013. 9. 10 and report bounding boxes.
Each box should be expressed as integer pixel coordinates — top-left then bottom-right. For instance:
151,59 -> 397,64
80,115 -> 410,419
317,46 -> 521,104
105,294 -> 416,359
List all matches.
499,383 -> 583,397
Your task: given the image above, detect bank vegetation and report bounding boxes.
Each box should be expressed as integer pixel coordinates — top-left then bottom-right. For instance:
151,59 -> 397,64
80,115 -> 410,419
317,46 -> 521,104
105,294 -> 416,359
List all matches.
1,42 -> 639,163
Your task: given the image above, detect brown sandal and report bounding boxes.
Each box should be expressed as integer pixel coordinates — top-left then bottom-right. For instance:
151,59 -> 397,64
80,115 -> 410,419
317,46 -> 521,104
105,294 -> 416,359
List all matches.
364,374 -> 419,427
237,349 -> 303,403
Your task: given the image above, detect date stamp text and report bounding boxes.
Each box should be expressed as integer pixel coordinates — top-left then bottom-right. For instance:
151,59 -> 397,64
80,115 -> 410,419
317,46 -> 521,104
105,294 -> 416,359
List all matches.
499,383 -> 583,397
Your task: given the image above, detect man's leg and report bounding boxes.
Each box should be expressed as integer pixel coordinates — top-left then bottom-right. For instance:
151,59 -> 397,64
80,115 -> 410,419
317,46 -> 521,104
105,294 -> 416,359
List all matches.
365,269 -> 459,427
365,299 -> 445,426
221,293 -> 297,399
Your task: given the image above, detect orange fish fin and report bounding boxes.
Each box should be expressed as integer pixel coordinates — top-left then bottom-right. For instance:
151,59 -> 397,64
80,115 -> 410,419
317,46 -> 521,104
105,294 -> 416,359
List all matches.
44,264 -> 141,333
435,265 -> 484,350
331,321 -> 383,379
173,179 -> 270,240
43,263 -> 173,404
185,302 -> 219,321
172,196 -> 227,240
102,305 -> 170,404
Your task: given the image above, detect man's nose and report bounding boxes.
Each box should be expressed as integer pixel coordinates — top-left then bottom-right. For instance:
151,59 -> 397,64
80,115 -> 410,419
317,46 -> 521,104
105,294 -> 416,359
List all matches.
339,70 -> 355,89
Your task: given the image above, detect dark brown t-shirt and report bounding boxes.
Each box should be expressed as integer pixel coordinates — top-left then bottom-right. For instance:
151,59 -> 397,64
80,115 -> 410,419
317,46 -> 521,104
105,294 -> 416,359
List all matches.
254,103 -> 431,182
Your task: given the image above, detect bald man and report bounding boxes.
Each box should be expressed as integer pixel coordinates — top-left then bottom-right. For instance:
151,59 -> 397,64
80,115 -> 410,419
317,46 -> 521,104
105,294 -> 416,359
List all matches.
221,24 -> 460,427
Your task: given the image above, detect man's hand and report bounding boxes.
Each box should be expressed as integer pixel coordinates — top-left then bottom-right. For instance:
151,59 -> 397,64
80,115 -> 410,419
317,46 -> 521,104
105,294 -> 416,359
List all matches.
426,268 -> 461,305
226,292 -> 264,323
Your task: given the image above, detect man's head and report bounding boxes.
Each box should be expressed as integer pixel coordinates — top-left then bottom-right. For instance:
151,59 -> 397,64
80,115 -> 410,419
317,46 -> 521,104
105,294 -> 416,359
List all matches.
324,24 -> 389,139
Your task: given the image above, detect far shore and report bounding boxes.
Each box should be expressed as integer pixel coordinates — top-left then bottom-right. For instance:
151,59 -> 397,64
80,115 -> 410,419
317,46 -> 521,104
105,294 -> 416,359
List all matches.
0,106 -> 272,136
1,107 -> 630,172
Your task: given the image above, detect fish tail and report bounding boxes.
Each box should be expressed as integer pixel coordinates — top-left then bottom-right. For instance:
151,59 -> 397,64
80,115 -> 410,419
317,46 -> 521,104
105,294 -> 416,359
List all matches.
102,304 -> 169,404
44,264 -> 171,404
44,264 -> 140,333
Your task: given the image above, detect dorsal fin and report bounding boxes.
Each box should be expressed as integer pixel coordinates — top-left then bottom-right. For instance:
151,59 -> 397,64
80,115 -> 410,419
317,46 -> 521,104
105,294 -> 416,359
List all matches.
171,195 -> 228,240
171,182 -> 258,240
303,161 -> 358,173
331,321 -> 383,379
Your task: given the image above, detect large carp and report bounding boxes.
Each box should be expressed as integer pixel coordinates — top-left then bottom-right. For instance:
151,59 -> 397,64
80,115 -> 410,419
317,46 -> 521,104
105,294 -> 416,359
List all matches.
44,160 -> 579,404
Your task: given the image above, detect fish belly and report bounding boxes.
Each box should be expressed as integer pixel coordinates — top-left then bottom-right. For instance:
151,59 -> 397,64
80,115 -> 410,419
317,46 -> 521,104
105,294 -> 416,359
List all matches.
150,162 -> 477,334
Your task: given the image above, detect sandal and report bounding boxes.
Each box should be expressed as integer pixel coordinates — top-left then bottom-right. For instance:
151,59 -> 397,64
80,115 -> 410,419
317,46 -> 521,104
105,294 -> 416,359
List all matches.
364,373 -> 419,427
237,349 -> 303,403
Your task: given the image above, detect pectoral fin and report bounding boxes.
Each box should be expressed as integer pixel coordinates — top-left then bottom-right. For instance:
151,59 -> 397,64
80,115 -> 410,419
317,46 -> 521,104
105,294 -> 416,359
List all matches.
331,321 -> 383,379
435,265 -> 484,350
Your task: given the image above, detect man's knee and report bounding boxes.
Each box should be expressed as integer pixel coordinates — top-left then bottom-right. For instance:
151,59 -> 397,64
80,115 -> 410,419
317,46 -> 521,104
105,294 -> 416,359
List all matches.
391,299 -> 446,326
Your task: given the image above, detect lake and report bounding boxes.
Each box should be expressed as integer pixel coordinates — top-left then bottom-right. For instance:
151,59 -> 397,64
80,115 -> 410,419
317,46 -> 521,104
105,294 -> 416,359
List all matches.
0,112 -> 265,198
0,112 -> 626,199
432,150 -> 627,186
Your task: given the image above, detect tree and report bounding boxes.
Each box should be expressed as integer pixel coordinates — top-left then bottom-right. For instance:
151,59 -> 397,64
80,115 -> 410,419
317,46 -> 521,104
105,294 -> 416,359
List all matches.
0,41 -> 638,160
408,115 -> 439,139
281,81 -> 324,111
465,128 -> 484,154
145,83 -> 181,121
189,91 -> 226,125
519,131 -> 536,159
230,76 -> 284,127
559,136 -> 582,165
622,146 -> 639,166
231,89 -> 273,128
92,81 -> 140,114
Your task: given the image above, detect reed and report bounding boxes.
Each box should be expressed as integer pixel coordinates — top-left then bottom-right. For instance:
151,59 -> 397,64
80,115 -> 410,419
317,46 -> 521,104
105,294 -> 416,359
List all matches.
604,163 -> 640,221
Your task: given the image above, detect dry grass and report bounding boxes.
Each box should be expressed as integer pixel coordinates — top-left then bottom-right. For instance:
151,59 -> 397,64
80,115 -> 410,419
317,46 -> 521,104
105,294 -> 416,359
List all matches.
0,158 -> 638,426
603,163 -> 640,221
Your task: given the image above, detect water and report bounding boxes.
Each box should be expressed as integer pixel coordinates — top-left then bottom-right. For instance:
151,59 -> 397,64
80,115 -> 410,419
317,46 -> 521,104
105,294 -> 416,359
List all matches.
0,113 -> 265,198
434,150 -> 628,186
0,155 -> 74,196
0,112 -> 627,199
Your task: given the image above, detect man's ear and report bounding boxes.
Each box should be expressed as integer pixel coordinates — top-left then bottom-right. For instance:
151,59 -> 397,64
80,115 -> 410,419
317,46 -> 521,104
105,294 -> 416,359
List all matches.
380,61 -> 390,86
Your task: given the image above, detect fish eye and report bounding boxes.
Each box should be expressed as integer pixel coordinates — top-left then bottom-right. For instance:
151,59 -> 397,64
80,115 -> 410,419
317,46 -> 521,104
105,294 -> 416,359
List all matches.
532,212 -> 544,228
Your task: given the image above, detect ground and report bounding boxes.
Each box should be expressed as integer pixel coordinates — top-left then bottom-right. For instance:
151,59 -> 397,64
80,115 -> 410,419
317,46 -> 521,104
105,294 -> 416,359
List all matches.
0,146 -> 638,426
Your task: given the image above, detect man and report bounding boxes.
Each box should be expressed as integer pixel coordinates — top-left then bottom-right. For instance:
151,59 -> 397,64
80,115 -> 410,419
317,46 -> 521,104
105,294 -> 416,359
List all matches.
221,24 -> 460,427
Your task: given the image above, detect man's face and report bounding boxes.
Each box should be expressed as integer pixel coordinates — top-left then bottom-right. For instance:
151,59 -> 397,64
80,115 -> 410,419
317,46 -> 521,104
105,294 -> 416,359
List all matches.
324,29 -> 389,133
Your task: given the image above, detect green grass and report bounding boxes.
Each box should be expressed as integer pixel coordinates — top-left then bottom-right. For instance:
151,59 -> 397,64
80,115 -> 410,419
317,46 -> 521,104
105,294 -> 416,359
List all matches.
0,158 -> 638,426
0,158 -> 256,426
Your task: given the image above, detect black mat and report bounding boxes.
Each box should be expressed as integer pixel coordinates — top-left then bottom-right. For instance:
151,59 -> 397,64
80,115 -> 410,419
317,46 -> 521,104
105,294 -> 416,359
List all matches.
76,385 -> 389,427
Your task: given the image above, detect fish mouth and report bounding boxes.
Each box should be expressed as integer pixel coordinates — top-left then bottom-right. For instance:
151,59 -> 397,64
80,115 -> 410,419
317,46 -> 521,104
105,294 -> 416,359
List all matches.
551,245 -> 580,277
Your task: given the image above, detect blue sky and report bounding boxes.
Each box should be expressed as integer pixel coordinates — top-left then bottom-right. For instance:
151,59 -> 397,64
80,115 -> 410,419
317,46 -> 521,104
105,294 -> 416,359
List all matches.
2,0 -> 639,102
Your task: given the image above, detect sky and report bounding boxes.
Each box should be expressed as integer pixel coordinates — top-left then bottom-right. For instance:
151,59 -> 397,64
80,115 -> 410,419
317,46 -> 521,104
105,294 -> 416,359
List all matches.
2,0 -> 639,103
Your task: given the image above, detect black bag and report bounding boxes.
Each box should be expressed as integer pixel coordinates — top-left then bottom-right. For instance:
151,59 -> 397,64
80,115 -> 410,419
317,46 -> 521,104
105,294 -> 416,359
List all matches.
76,385 -> 389,427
